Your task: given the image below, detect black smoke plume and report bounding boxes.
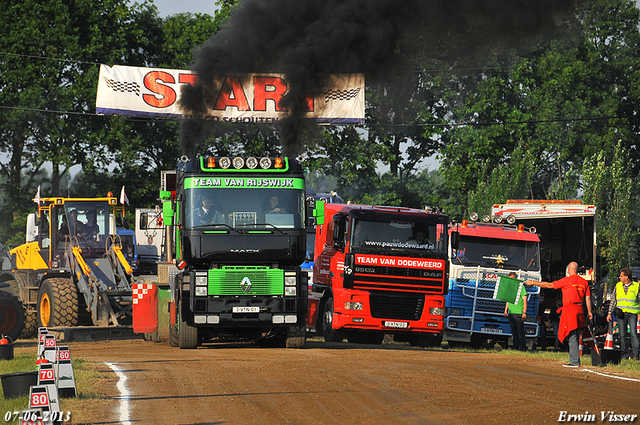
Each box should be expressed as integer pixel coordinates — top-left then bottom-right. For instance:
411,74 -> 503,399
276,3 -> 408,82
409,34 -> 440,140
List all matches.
180,0 -> 579,158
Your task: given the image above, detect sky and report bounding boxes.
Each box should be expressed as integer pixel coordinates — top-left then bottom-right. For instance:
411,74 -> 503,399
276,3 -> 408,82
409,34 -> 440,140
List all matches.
150,0 -> 218,17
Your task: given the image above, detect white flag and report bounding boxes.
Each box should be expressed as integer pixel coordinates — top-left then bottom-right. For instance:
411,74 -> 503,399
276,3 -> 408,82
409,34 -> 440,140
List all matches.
120,186 -> 130,206
33,185 -> 41,204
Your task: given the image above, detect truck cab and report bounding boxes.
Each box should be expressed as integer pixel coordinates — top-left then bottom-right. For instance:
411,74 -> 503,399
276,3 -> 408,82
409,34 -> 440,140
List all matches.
444,219 -> 541,347
309,203 -> 450,346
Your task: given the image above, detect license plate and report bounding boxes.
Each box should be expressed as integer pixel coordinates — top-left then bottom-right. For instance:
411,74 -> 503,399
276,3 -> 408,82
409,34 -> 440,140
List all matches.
384,321 -> 409,329
233,306 -> 260,313
480,327 -> 503,334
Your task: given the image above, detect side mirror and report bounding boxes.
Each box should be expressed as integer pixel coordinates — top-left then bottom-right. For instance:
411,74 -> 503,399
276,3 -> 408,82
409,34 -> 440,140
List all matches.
162,199 -> 175,226
332,214 -> 346,251
306,198 -> 325,226
450,231 -> 460,251
343,253 -> 355,288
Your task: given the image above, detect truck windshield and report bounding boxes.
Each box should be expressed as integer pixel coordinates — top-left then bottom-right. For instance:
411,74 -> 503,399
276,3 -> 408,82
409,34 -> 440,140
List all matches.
452,235 -> 539,271
184,188 -> 305,230
350,218 -> 446,255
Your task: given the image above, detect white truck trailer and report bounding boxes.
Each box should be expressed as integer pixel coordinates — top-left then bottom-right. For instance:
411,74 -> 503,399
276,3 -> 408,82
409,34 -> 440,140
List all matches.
491,200 -> 597,348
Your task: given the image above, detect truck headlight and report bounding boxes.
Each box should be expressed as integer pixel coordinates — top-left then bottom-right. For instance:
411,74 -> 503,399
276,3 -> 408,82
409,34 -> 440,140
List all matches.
195,276 -> 208,286
344,302 -> 363,310
448,308 -> 462,317
430,307 -> 444,316
284,276 -> 296,286
195,286 -> 207,296
285,286 -> 297,296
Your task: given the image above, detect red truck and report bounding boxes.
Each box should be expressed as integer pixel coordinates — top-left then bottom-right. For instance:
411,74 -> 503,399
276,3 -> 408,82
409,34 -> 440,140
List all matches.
306,203 -> 450,346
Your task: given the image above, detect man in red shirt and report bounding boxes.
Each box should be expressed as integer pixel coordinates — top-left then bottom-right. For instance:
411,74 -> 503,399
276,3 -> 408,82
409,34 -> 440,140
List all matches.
525,262 -> 593,367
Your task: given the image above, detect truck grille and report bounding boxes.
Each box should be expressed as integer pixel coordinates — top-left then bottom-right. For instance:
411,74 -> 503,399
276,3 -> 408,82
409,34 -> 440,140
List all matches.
454,268 -> 539,315
208,267 -> 284,296
353,266 -> 444,294
369,292 -> 424,320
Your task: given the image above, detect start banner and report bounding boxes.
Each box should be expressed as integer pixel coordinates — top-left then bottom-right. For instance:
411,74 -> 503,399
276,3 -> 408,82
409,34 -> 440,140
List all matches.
96,64 -> 364,124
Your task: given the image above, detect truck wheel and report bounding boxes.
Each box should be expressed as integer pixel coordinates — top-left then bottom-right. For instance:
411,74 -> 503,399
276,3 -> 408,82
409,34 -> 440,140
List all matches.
178,300 -> 198,349
144,332 -> 160,342
37,278 -> 79,328
322,297 -> 344,343
169,323 -> 179,347
0,291 -> 26,341
285,324 -> 306,348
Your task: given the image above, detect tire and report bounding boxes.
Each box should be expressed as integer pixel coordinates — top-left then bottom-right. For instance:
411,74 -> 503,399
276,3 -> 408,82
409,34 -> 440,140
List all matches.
144,332 -> 160,342
0,291 -> 26,341
321,297 -> 344,343
285,324 -> 306,348
37,278 -> 79,328
169,323 -> 179,347
178,299 -> 198,349
21,308 -> 37,339
1,279 -> 36,338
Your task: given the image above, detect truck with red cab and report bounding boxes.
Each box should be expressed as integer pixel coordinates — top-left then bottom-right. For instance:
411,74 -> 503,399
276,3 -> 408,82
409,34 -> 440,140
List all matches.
444,218 -> 542,347
307,203 -> 450,346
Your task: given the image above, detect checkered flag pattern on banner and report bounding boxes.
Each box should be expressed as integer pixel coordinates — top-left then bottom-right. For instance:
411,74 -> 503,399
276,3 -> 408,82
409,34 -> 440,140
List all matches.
324,87 -> 361,102
493,275 -> 525,305
104,77 -> 140,96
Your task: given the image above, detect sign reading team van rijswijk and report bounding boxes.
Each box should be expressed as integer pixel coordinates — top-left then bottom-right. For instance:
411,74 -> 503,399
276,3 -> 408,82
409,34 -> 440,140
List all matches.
96,64 -> 364,124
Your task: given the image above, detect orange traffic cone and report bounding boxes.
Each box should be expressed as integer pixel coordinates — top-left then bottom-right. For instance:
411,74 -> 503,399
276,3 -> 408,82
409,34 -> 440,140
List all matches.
604,332 -> 614,350
579,334 -> 583,356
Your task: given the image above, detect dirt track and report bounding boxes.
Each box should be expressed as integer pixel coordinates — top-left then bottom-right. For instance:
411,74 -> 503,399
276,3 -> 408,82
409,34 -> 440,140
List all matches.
18,338 -> 640,424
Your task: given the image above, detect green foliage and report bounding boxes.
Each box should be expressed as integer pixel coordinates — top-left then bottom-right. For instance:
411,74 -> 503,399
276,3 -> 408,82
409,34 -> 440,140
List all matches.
467,144 -> 536,217
582,140 -> 640,286
305,127 -> 381,202
0,0 -> 221,242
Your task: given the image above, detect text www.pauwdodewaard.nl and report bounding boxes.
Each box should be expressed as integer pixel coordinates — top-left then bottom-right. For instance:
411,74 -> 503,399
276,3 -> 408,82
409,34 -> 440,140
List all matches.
363,240 -> 434,250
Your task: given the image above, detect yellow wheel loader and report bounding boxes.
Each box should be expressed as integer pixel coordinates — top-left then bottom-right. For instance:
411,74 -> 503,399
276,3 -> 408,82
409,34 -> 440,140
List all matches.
0,195 -> 136,338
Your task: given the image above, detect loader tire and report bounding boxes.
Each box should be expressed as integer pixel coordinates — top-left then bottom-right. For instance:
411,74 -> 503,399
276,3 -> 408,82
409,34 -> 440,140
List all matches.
0,290 -> 26,341
178,299 -> 198,349
1,278 -> 37,339
37,278 -> 79,328
21,308 -> 38,339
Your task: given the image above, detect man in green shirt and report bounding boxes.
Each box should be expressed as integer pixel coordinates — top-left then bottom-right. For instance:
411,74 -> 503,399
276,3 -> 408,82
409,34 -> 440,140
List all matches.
503,272 -> 528,351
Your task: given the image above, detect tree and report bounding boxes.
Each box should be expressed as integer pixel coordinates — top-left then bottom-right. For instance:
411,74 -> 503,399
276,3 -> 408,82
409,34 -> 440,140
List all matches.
582,141 -> 640,289
437,0 -> 640,224
0,0 -> 162,241
304,126 -> 380,202
366,72 -> 444,184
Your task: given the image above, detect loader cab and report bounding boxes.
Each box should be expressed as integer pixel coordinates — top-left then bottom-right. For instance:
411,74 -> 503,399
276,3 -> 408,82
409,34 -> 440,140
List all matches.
43,200 -> 112,266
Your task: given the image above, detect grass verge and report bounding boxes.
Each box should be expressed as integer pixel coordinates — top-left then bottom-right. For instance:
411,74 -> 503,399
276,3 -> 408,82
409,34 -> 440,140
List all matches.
0,350 -> 115,425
